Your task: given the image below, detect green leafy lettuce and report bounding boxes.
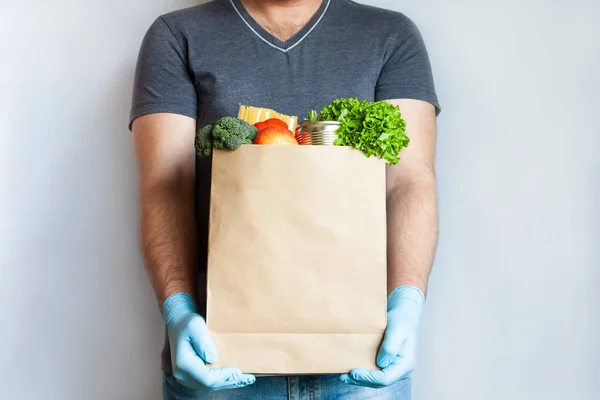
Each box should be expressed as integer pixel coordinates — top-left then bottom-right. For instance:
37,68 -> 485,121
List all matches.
319,98 -> 409,165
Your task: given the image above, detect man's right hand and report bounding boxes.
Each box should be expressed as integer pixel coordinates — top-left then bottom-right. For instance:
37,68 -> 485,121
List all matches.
162,293 -> 256,391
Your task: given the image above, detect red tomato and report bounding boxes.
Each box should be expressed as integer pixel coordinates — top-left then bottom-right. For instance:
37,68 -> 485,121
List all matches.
254,118 -> 289,131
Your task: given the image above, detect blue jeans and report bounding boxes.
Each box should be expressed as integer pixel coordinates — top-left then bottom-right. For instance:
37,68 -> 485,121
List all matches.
162,372 -> 411,400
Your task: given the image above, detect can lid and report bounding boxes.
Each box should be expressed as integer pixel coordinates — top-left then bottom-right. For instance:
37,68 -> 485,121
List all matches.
298,120 -> 341,135
299,120 -> 341,128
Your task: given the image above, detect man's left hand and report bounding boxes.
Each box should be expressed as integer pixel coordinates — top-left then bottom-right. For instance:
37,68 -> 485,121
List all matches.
340,286 -> 425,388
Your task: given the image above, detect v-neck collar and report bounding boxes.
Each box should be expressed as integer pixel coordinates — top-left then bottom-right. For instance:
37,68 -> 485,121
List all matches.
229,0 -> 331,53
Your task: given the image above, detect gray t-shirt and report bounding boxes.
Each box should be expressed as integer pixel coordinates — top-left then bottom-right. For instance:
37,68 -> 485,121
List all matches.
129,0 -> 440,373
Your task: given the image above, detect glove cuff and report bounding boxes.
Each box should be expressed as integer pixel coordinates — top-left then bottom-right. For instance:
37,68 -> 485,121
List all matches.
387,285 -> 425,311
161,292 -> 198,329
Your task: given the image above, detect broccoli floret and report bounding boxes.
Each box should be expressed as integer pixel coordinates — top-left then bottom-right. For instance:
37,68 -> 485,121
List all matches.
212,117 -> 258,150
195,124 -> 214,158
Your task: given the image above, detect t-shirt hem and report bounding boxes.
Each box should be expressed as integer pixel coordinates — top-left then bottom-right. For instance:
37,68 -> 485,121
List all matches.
128,102 -> 198,131
375,88 -> 442,116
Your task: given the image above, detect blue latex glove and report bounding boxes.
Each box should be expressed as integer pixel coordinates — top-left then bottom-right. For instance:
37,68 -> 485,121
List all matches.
162,293 -> 256,391
340,285 -> 425,388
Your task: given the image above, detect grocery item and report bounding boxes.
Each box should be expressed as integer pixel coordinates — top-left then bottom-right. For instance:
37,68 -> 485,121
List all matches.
212,116 -> 258,150
307,98 -> 410,165
194,117 -> 258,157
238,105 -> 298,132
195,124 -> 214,158
253,126 -> 299,145
254,118 -> 290,132
296,121 -> 340,146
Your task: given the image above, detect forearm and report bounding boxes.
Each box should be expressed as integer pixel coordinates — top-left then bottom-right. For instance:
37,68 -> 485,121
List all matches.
140,183 -> 198,307
386,175 -> 438,296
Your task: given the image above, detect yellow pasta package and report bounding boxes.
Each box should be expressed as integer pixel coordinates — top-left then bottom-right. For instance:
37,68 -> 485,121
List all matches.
238,105 -> 298,132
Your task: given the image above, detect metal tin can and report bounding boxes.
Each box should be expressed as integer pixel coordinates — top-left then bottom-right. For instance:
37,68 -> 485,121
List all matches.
296,121 -> 341,146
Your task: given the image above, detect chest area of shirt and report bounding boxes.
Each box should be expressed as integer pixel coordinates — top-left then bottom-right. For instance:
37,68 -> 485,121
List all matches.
191,45 -> 385,121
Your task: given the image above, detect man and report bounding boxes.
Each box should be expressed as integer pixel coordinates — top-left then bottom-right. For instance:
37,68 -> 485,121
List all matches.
130,0 -> 440,398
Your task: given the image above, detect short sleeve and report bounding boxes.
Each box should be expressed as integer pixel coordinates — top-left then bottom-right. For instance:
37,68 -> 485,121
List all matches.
375,16 -> 441,115
129,17 -> 198,130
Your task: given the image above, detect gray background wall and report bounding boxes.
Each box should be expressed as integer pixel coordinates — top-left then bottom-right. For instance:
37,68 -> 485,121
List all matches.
1,0 -> 598,399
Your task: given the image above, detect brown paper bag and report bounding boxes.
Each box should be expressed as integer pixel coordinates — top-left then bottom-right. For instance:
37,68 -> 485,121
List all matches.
206,145 -> 387,375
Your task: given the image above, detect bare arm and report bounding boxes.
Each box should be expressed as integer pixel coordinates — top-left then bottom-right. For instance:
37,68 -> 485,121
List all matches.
132,113 -> 198,307
385,99 -> 439,296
